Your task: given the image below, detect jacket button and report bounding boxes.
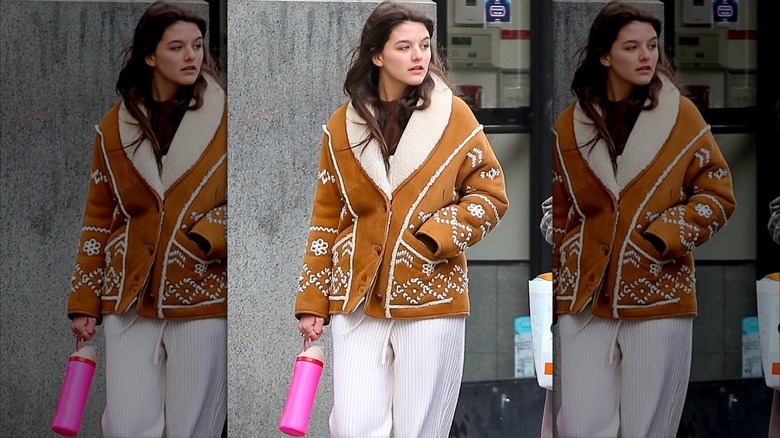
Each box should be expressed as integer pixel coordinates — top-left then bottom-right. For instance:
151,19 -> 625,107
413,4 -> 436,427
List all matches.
146,245 -> 154,255
375,293 -> 382,301
601,245 -> 609,255
373,245 -> 382,255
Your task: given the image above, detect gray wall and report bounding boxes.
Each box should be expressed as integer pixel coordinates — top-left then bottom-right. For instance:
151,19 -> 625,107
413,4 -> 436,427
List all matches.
0,1 -> 208,436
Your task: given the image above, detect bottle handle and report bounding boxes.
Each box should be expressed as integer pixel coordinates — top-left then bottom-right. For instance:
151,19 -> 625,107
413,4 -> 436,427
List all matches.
302,336 -> 313,353
74,335 -> 85,352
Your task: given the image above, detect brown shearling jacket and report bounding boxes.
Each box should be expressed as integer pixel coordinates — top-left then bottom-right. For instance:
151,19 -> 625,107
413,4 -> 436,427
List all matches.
552,80 -> 736,319
295,81 -> 509,321
67,79 -> 227,321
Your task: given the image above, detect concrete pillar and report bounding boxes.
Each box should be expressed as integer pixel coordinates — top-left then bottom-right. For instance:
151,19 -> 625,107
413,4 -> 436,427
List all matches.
226,1 -> 435,435
0,1 -> 207,436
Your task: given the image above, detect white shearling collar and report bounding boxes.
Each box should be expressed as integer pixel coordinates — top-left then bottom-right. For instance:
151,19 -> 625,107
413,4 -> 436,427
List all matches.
344,77 -> 453,198
117,76 -> 225,198
573,76 -> 680,198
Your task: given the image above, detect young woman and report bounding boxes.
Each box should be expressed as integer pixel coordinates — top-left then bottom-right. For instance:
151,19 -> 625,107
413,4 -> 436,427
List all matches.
66,2 -> 227,436
551,2 -> 736,437
293,2 -> 508,436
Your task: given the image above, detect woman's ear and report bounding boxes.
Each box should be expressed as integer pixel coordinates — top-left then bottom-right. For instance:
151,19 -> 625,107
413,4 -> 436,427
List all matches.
372,52 -> 383,68
600,54 -> 611,68
145,54 -> 156,68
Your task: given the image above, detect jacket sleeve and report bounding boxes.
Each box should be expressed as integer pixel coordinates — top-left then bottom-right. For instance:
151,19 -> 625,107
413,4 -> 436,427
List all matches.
189,203 -> 227,259
551,131 -> 572,290
294,133 -> 344,322
416,129 -> 509,259
644,120 -> 737,259
540,196 -> 553,245
67,134 -> 116,321
768,196 -> 780,246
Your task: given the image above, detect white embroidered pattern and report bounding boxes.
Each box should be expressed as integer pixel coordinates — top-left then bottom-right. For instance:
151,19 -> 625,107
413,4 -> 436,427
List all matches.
389,265 -> 467,304
310,238 -> 329,256
659,206 -> 699,251
82,226 -> 110,234
297,264 -> 331,296
82,239 -> 101,256
466,147 -> 483,167
708,167 -> 729,180
695,204 -> 712,219
310,226 -> 338,234
432,206 -> 471,252
693,148 -> 710,167
70,264 -> 103,296
90,169 -> 109,185
163,247 -> 226,304
480,167 -> 501,180
318,169 -> 336,185
467,203 -> 485,219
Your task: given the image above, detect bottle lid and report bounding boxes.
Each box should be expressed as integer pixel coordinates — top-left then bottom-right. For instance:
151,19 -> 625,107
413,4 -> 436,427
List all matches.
71,345 -> 98,363
298,345 -> 326,363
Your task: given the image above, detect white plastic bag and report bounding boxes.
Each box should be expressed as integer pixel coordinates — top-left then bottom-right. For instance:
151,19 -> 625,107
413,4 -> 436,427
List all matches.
757,274 -> 780,390
528,273 -> 553,390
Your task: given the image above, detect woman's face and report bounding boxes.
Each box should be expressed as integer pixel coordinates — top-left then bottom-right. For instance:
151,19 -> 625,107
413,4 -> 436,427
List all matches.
600,21 -> 658,101
372,21 -> 431,101
145,21 -> 204,101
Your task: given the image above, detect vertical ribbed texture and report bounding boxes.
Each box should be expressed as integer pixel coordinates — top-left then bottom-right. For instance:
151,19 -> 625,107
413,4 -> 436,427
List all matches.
557,311 -> 692,438
101,311 -> 227,438
618,317 -> 692,438
163,317 -> 228,438
329,309 -> 465,438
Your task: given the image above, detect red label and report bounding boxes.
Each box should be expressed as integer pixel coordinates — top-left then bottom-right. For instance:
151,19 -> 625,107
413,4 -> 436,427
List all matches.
297,356 -> 324,367
69,356 -> 96,367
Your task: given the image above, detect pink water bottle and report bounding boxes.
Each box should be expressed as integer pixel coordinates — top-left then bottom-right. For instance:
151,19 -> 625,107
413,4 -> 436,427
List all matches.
52,338 -> 98,437
278,341 -> 326,437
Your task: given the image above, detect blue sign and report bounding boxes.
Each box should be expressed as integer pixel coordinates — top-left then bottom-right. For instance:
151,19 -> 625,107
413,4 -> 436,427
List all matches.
713,0 -> 738,23
486,0 -> 511,23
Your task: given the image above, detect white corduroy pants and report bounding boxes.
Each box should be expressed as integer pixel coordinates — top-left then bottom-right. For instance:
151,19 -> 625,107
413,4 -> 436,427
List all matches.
101,310 -> 227,438
329,306 -> 466,438
557,309 -> 693,438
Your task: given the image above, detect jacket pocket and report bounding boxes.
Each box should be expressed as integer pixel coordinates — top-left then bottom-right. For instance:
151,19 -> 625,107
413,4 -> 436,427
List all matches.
329,230 -> 354,298
616,232 -> 692,307
101,228 -> 128,299
388,232 -> 465,307
161,231 -> 226,307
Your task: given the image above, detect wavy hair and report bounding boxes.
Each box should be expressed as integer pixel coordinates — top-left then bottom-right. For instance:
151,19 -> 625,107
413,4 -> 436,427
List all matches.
343,1 -> 453,170
115,1 -> 221,169
571,1 -> 680,167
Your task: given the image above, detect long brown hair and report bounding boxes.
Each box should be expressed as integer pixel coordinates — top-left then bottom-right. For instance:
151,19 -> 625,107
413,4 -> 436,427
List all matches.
343,1 -> 453,171
115,1 -> 221,169
571,1 -> 680,166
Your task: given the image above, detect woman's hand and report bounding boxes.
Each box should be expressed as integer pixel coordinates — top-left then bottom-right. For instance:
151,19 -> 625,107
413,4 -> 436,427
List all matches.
71,316 -> 97,341
298,314 -> 325,341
